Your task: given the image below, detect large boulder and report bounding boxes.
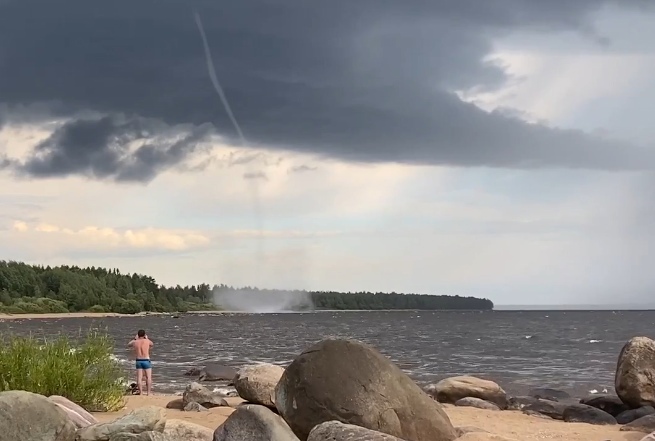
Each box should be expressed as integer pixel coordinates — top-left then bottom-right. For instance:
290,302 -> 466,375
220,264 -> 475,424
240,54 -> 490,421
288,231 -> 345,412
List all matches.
234,363 -> 285,408
426,376 -> 507,409
616,337 -> 655,408
183,382 -> 229,408
308,421 -> 404,441
213,404 -> 299,441
75,406 -> 166,441
0,390 -> 76,441
275,338 -> 456,441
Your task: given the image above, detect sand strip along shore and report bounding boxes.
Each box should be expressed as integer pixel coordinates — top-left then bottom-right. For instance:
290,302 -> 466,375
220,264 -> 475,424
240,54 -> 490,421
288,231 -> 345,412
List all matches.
93,395 -> 644,441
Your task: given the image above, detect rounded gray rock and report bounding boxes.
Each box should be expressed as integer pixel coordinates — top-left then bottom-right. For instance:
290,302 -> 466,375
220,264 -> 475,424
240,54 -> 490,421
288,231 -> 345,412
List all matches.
213,404 -> 299,441
308,421 -> 405,441
0,390 -> 76,441
616,337 -> 655,408
275,338 -> 456,441
234,363 -> 285,408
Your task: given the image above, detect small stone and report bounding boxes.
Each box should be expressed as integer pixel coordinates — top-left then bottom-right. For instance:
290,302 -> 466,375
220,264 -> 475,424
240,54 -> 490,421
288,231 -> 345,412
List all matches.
455,397 -> 501,411
183,401 -> 208,412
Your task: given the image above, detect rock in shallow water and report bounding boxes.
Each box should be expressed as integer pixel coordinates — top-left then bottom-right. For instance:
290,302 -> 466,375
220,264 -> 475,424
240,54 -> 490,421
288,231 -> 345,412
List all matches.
616,337 -> 655,409
199,364 -> 237,382
234,363 -> 285,408
0,390 -> 77,441
275,338 -> 456,441
427,376 -> 508,409
213,404 -> 299,441
308,421 -> 404,441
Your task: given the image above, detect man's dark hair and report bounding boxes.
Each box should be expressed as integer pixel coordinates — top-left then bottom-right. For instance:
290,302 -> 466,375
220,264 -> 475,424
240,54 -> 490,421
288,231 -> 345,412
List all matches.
137,329 -> 146,338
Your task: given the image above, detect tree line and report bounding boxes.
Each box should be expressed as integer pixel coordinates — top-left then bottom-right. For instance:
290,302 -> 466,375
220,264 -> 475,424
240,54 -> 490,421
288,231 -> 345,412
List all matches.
0,261 -> 493,314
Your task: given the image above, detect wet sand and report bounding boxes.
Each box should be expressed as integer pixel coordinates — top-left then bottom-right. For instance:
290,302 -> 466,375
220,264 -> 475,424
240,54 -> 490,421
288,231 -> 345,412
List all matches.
94,395 -> 645,441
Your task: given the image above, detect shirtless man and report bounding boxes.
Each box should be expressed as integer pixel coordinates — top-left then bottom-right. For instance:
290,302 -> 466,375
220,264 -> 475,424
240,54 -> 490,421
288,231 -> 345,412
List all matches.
127,329 -> 153,395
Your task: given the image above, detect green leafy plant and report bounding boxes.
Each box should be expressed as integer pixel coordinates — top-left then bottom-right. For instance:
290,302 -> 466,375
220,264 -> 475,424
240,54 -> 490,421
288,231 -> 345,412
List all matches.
0,329 -> 126,411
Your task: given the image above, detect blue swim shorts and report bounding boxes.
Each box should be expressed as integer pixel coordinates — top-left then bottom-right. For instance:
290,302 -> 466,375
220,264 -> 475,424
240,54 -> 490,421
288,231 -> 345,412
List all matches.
135,359 -> 152,370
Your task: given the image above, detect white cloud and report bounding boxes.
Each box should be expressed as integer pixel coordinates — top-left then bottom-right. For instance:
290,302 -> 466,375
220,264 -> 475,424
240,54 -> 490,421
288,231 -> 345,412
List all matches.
10,220 -> 211,251
458,50 -> 652,127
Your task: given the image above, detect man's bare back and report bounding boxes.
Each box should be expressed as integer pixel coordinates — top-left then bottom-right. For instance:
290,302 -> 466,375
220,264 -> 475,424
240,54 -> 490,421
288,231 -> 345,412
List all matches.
128,329 -> 154,395
131,338 -> 152,359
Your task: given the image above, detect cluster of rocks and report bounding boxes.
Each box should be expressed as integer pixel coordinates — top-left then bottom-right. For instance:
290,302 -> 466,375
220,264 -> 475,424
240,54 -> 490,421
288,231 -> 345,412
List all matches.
164,382 -> 234,412
421,336 -> 655,437
0,390 -> 212,441
3,335 -> 655,441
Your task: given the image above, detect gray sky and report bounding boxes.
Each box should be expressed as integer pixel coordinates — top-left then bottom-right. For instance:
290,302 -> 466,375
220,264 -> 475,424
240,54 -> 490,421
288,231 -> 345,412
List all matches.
1,0 -> 654,305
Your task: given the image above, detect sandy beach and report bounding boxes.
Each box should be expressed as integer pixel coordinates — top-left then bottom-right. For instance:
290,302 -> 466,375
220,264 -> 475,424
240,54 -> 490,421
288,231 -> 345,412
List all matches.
93,395 -> 645,441
0,311 -> 234,320
0,312 -> 159,320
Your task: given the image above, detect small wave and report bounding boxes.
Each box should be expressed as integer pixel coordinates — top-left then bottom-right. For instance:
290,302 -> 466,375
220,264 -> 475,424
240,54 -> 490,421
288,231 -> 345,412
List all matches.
589,340 -> 602,344
588,388 -> 608,394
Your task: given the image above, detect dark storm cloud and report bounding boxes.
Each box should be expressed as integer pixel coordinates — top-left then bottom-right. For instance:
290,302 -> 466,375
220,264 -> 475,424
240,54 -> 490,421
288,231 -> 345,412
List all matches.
0,0 -> 653,180
15,114 -> 213,182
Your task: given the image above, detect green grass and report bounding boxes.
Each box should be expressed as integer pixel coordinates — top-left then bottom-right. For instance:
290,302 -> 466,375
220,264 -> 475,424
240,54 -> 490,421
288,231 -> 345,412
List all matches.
0,329 -> 126,411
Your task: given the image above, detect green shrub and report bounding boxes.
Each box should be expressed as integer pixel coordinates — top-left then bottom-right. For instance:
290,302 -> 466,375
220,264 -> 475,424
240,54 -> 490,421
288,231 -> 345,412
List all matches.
34,298 -> 69,313
87,305 -> 106,313
0,330 -> 125,411
112,299 -> 141,314
0,305 -> 26,314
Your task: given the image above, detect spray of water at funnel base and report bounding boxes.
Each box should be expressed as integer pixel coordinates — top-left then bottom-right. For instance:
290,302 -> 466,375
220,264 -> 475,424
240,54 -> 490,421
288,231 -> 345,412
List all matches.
212,287 -> 315,313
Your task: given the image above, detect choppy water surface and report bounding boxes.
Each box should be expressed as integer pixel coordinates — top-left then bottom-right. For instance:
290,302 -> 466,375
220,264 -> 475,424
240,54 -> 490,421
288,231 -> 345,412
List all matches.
2,310 -> 654,397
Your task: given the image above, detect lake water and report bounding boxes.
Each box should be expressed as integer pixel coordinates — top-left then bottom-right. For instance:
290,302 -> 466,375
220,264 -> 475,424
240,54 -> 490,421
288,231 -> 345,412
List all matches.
1,310 -> 653,397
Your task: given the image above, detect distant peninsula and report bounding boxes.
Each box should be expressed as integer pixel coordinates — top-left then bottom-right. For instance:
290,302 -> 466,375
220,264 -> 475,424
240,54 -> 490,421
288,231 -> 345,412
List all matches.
0,260 -> 494,314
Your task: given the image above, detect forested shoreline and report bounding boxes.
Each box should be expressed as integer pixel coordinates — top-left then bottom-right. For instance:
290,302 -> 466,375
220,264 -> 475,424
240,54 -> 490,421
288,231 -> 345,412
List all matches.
0,261 -> 494,313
